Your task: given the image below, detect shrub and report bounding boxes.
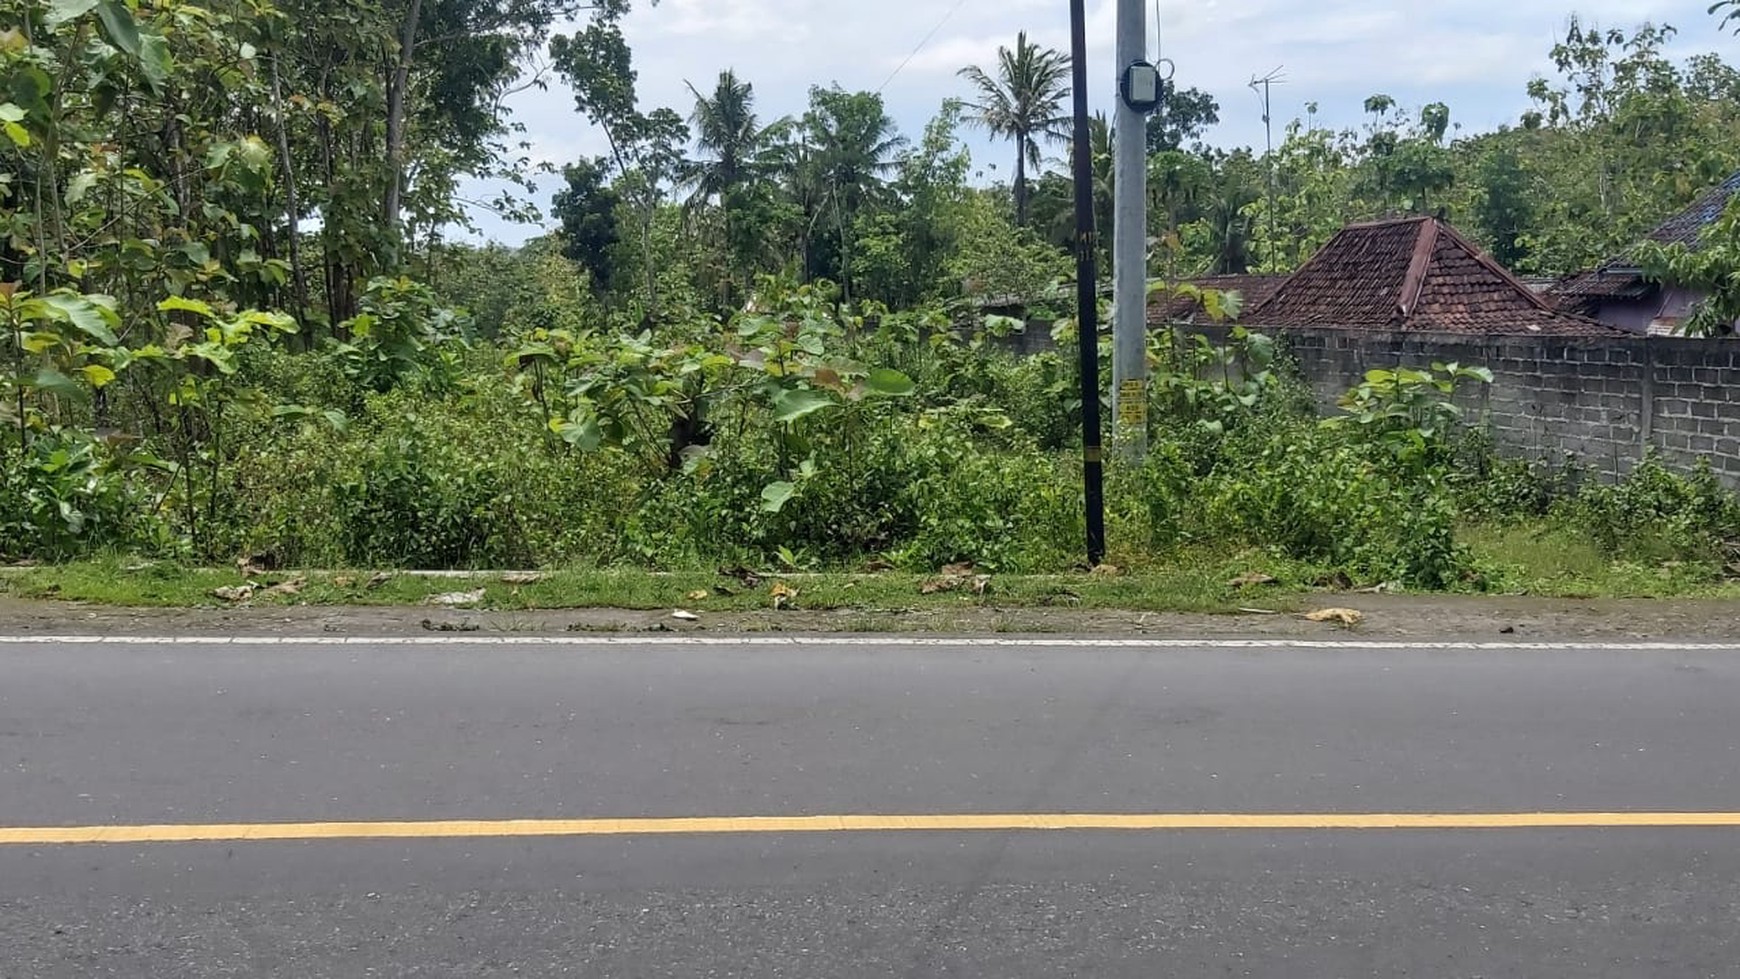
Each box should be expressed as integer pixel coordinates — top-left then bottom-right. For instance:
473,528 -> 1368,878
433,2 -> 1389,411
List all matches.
1552,456 -> 1740,565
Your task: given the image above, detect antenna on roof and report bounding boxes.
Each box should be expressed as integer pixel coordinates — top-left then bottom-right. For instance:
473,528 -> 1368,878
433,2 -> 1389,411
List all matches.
1249,67 -> 1285,271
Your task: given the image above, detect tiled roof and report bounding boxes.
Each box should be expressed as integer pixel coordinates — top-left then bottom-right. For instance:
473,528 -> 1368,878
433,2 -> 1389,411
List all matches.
1147,275 -> 1286,325
1245,217 -> 1622,337
1643,170 -> 1740,248
1550,170 -> 1740,303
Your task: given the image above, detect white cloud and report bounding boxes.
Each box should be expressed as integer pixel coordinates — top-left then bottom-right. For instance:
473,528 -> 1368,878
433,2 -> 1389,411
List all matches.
458,0 -> 1734,242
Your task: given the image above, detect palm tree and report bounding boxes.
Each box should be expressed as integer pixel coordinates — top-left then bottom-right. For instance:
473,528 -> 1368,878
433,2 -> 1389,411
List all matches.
957,32 -> 1071,227
800,86 -> 905,303
685,70 -> 767,207
685,70 -> 781,303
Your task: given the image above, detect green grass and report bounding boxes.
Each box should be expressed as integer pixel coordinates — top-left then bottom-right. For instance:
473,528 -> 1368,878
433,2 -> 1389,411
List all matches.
10,520 -> 1740,613
0,549 -> 1323,614
1464,521 -> 1740,599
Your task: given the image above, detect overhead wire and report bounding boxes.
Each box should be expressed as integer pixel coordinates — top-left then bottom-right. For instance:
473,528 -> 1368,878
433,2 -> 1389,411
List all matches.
876,0 -> 972,93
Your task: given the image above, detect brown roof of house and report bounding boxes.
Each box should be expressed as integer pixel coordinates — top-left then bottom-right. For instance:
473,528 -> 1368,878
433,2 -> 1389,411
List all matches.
1246,216 -> 1622,337
1550,169 -> 1740,306
1146,275 -> 1286,325
1643,170 -> 1740,249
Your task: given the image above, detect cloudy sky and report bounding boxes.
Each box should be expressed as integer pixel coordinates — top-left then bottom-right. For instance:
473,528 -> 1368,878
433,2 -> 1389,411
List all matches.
456,0 -> 1733,243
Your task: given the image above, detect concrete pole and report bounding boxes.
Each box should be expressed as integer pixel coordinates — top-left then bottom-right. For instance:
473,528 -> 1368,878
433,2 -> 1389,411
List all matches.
1111,0 -> 1148,460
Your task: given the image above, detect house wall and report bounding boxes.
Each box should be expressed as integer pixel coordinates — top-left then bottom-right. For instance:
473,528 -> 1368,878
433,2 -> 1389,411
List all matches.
1208,326 -> 1740,483
1591,296 -> 1664,333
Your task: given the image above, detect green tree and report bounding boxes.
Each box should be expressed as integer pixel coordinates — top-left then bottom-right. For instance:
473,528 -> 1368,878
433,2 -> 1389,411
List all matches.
551,157 -> 622,294
1470,138 -> 1536,270
552,14 -> 690,314
851,101 -> 972,307
1146,85 -> 1220,153
799,86 -> 904,304
957,32 -> 1071,228
683,69 -> 784,307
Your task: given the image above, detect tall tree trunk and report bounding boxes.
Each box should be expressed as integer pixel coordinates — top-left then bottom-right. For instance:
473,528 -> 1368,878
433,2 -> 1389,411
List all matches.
383,0 -> 424,242
833,188 -> 852,307
1014,137 -> 1029,227
270,55 -> 312,328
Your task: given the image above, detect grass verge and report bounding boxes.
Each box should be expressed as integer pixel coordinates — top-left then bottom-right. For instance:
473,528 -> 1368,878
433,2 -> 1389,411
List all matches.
7,519 -> 1740,613
0,550 -> 1325,614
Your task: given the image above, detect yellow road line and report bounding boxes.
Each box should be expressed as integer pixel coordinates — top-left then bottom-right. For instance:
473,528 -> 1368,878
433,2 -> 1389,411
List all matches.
4,812 -> 1740,845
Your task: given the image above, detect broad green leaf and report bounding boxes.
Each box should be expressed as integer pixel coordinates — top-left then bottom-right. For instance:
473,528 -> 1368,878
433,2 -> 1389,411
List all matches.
0,103 -> 23,123
158,295 -> 215,318
79,364 -> 117,388
93,0 -> 142,55
557,416 -> 603,451
204,142 -> 233,170
2,120 -> 27,148
238,309 -> 297,332
771,387 -> 836,423
29,368 -> 85,400
45,0 -> 99,27
42,294 -> 119,345
137,33 -> 172,91
865,367 -> 916,397
64,171 -> 98,205
8,68 -> 50,121
322,409 -> 350,433
760,481 -> 796,513
21,331 -> 60,354
236,135 -> 273,172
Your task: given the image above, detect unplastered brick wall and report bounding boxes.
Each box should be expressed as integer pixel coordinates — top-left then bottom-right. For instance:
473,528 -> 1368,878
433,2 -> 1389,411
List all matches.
1222,326 -> 1740,483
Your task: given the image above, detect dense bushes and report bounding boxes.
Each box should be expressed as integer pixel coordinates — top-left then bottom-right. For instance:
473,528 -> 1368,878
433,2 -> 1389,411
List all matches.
6,276 -> 1740,589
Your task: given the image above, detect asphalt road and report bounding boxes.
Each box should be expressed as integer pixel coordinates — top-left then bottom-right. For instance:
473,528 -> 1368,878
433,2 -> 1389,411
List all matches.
2,636 -> 1738,977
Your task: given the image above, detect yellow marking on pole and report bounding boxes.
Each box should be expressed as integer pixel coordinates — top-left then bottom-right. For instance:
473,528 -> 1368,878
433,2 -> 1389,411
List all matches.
3,812 -> 1740,846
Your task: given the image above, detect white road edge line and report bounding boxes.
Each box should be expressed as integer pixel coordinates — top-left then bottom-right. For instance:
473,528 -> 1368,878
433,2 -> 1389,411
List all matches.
0,635 -> 1737,650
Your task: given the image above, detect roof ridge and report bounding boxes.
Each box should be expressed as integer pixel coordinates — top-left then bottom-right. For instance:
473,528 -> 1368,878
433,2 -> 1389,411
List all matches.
1398,219 -> 1439,318
1343,215 -> 1433,230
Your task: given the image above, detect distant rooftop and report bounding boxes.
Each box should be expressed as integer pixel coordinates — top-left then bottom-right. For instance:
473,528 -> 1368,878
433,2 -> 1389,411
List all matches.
1244,216 -> 1619,337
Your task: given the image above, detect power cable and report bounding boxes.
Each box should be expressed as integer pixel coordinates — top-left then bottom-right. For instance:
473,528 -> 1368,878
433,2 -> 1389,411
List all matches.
876,0 -> 971,93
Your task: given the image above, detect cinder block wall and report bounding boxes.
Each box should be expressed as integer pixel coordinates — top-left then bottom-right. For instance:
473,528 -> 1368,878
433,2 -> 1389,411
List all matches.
1216,326 -> 1740,483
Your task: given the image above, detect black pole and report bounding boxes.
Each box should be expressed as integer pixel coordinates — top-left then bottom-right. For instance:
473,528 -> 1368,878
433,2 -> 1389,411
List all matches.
1068,0 -> 1107,567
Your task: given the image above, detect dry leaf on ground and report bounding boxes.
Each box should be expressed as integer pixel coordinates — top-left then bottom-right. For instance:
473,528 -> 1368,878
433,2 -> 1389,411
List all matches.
769,582 -> 798,610
720,565 -> 762,588
1090,563 -> 1123,577
1314,571 -> 1353,590
863,558 -> 895,572
1303,607 -> 1364,626
685,589 -> 711,601
671,609 -> 700,621
920,572 -> 994,596
260,576 -> 307,598
211,585 -> 255,603
1227,572 -> 1278,588
332,575 -> 356,588
425,588 -> 486,607
366,572 -> 394,589
501,572 -> 543,585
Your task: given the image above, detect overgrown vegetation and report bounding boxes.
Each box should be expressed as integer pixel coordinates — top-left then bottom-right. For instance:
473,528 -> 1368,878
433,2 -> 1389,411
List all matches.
6,0 -> 1740,600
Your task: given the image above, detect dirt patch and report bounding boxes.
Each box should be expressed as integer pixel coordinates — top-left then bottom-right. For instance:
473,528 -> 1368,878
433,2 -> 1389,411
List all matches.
3,594 -> 1740,642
